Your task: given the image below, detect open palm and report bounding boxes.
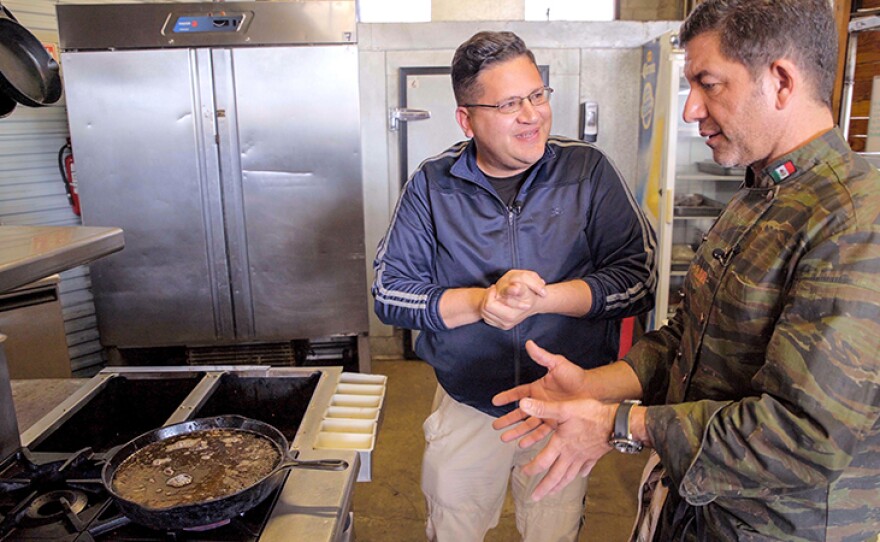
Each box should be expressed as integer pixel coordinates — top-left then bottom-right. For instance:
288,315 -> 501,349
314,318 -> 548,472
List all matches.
492,340 -> 590,445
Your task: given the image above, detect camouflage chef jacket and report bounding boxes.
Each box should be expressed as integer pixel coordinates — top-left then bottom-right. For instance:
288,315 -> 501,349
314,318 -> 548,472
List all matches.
624,128 -> 880,542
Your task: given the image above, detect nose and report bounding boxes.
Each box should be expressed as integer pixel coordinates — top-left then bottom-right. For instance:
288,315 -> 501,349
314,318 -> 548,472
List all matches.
517,97 -> 541,123
682,89 -> 706,124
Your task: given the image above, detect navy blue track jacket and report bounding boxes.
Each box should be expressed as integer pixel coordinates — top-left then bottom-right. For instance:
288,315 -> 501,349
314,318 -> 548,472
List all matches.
373,136 -> 657,416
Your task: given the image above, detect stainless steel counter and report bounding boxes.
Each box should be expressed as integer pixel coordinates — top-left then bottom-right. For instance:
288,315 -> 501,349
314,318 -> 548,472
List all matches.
0,224 -> 123,462
11,378 -> 89,432
0,225 -> 124,293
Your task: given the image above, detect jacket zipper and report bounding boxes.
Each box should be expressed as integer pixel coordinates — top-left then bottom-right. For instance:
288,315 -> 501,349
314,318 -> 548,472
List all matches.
508,202 -> 523,384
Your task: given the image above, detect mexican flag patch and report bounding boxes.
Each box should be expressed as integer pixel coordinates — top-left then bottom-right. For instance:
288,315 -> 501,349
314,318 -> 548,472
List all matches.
770,161 -> 796,183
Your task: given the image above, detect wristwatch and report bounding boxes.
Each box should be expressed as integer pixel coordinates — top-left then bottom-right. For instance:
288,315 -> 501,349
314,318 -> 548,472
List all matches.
609,399 -> 644,454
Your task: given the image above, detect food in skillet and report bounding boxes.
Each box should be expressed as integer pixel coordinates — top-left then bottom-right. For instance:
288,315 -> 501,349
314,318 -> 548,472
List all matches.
111,428 -> 281,509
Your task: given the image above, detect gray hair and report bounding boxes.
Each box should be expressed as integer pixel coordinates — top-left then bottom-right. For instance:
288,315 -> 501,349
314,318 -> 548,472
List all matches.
679,0 -> 837,107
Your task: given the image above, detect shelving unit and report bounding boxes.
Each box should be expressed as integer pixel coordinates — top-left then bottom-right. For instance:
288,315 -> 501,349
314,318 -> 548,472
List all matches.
677,173 -> 745,182
840,12 -> 880,167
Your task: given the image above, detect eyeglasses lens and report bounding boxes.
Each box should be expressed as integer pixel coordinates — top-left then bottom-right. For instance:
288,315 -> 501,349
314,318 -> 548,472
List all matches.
497,88 -> 552,114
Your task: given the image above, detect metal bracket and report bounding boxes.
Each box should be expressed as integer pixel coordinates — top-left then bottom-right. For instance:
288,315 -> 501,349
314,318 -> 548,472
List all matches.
849,14 -> 880,33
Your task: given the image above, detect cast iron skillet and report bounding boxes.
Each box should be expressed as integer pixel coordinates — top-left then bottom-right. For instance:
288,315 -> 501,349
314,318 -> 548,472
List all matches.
0,4 -> 62,107
102,415 -> 349,530
0,88 -> 14,117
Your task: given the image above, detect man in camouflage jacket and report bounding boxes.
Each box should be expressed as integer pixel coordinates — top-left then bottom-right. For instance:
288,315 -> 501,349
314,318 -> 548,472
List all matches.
491,0 -> 880,540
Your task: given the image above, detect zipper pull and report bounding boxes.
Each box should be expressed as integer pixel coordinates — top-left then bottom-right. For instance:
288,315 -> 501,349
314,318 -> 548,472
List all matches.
507,201 -> 522,224
508,200 -> 523,216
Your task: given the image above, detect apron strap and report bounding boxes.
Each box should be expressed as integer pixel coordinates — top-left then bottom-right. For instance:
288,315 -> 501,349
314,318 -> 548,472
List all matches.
628,451 -> 669,542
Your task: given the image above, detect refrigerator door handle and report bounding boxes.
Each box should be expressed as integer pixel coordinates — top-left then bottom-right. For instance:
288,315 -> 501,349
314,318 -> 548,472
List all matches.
389,107 -> 430,131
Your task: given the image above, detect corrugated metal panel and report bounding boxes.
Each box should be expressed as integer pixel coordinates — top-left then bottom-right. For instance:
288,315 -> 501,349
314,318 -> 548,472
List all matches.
0,0 -> 106,376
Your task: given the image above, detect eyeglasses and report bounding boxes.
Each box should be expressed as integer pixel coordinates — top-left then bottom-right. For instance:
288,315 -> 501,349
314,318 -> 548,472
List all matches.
461,87 -> 554,114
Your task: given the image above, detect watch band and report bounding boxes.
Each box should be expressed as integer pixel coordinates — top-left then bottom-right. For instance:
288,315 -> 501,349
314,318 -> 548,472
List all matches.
610,399 -> 643,454
613,399 -> 638,440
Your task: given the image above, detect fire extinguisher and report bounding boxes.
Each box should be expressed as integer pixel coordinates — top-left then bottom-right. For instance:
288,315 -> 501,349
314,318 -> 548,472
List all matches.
58,138 -> 81,216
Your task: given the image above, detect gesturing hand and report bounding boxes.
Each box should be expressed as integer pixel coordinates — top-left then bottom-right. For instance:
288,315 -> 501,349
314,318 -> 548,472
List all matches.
491,341 -> 590,445
481,270 -> 546,330
495,269 -> 546,302
517,397 -> 616,501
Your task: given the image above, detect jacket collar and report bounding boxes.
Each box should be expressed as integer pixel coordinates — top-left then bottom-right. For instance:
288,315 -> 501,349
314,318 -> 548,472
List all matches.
745,127 -> 846,189
449,139 -> 557,192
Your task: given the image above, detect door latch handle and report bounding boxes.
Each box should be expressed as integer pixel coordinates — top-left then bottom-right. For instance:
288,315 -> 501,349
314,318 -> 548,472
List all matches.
389,107 -> 430,131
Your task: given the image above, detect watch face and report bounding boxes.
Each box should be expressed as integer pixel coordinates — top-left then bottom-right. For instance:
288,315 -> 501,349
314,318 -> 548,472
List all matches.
610,437 -> 643,454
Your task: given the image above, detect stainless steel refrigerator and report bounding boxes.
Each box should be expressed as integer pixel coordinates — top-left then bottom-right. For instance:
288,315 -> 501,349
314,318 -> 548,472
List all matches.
56,2 -> 369,366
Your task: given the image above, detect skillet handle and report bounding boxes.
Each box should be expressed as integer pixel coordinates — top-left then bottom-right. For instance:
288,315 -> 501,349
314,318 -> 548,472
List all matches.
279,458 -> 349,471
0,4 -> 18,22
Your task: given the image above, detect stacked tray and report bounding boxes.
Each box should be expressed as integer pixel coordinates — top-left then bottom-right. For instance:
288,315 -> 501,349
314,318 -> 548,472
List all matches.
696,160 -> 746,177
316,372 -> 387,482
673,193 -> 724,217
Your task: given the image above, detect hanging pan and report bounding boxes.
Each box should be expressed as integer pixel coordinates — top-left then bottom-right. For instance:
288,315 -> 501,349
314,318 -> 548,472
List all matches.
0,4 -> 61,108
0,88 -> 14,117
102,415 -> 349,531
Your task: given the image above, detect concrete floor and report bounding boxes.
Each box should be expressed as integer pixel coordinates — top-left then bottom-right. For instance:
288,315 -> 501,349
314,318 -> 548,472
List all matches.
353,358 -> 649,542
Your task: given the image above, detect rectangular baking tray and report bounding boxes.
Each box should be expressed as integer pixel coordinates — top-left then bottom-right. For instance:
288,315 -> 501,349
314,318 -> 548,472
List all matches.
696,160 -> 746,177
674,194 -> 724,217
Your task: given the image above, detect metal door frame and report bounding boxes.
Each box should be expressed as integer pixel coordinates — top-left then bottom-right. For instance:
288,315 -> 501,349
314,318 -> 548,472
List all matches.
397,67 -> 453,191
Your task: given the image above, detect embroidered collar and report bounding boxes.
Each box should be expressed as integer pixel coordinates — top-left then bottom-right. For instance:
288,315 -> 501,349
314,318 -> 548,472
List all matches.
745,127 -> 845,188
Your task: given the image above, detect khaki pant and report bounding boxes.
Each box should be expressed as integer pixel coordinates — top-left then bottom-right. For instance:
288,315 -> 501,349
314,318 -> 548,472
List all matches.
421,385 -> 589,542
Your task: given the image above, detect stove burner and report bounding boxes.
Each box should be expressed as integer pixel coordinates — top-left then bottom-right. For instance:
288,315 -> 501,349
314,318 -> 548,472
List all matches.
25,489 -> 89,521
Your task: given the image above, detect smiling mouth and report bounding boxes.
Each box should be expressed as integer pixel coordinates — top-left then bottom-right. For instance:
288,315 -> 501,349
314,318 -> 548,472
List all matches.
516,129 -> 539,141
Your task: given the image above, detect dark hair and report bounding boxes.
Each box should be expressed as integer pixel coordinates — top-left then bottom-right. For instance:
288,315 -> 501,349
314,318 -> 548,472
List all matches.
451,31 -> 537,105
679,0 -> 837,107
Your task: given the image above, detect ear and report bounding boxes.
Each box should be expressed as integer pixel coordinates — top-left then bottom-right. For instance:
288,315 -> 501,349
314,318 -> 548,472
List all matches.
767,59 -> 798,110
456,106 -> 475,138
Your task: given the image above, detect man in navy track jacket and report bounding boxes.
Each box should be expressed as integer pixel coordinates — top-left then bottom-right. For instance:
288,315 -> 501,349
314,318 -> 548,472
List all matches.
372,31 -> 657,542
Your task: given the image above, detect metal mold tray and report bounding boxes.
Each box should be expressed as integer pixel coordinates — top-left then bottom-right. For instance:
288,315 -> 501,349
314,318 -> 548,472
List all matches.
674,194 -> 724,217
696,160 -> 746,177
317,372 -> 387,482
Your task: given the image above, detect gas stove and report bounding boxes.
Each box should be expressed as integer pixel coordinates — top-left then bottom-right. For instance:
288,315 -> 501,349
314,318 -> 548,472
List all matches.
0,447 -> 284,541
3,366 -> 358,542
